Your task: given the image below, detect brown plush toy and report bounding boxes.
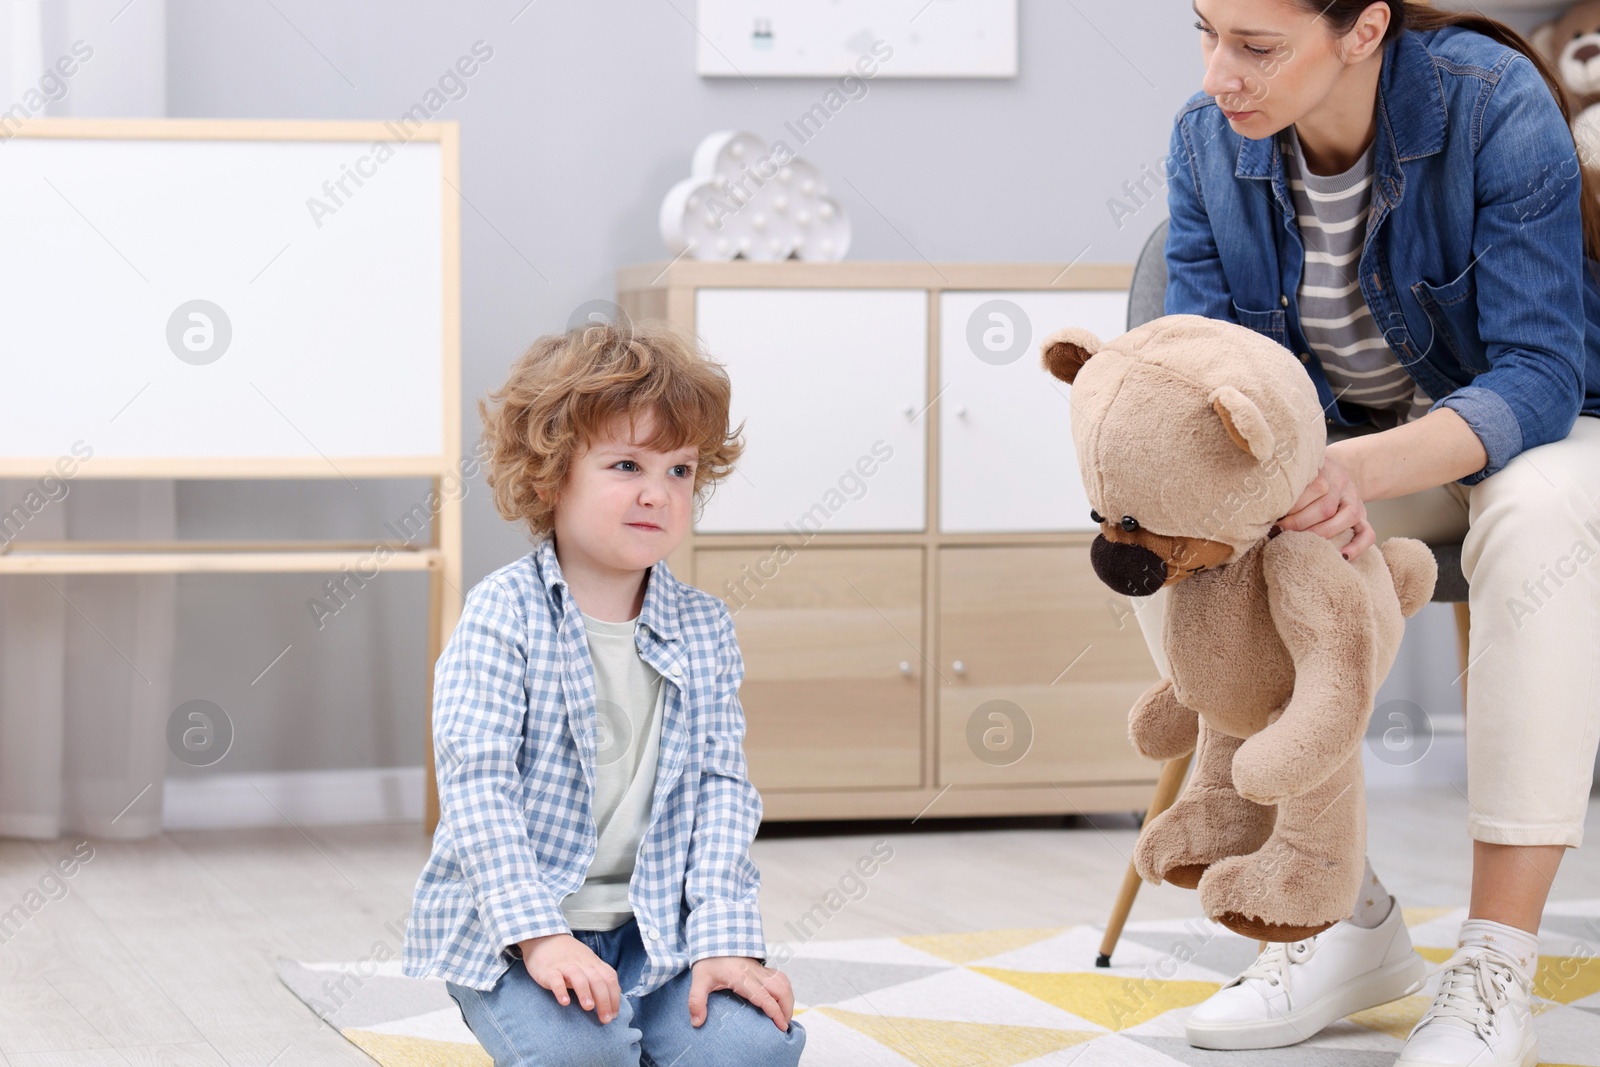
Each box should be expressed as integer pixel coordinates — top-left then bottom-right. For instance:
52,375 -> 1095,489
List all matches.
1532,0 -> 1600,108
1039,314 -> 1436,942
1531,1 -> 1600,165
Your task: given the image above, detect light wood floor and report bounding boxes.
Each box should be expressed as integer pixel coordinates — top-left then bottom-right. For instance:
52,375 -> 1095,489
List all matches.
1,786 -> 1597,1065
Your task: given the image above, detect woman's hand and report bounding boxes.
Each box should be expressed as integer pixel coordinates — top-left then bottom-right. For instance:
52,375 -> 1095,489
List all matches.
519,932 -> 622,1024
688,956 -> 795,1031
1272,450 -> 1373,561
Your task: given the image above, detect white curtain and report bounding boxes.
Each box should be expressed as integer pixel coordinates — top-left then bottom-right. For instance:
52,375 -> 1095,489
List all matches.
0,0 -> 173,840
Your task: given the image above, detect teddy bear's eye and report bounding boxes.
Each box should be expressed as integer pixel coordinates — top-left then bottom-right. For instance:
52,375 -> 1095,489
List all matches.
1120,516 -> 1140,533
1090,508 -> 1105,524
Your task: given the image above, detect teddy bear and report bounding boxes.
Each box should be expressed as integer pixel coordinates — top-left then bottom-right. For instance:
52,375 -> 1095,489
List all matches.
1531,1 -> 1600,168
1039,314 -> 1436,941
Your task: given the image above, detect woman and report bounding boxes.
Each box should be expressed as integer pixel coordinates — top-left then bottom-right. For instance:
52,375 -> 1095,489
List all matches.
1147,2 -> 1600,1064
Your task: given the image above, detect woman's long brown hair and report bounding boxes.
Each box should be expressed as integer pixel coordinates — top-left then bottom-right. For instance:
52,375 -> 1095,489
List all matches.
1298,0 -> 1600,274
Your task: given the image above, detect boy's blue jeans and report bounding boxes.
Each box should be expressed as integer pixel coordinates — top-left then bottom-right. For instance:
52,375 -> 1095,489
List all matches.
445,918 -> 807,1066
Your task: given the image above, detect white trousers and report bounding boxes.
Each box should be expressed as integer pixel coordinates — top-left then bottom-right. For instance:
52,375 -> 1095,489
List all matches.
1133,415 -> 1600,847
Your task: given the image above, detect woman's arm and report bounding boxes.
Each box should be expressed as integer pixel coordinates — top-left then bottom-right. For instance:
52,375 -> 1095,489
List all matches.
1423,53 -> 1585,484
1277,407 -> 1485,557
1164,101 -> 1236,321
1329,406 -> 1487,501
1276,407 -> 1486,559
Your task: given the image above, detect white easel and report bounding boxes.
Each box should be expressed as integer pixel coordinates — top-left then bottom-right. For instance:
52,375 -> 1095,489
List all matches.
0,118 -> 463,832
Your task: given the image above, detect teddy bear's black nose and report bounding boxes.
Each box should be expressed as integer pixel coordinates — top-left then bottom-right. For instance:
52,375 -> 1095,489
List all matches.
1089,535 -> 1168,597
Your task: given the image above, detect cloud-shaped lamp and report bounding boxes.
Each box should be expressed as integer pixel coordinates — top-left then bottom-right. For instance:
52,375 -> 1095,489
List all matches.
659,130 -> 851,261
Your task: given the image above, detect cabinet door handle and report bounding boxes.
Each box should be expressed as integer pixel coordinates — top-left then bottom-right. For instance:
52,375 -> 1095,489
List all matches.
903,404 -> 916,420
955,406 -> 968,419
898,660 -> 912,676
952,659 -> 966,676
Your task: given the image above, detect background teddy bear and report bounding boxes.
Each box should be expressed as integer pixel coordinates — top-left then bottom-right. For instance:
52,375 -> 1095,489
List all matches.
1040,314 -> 1437,941
1531,1 -> 1600,168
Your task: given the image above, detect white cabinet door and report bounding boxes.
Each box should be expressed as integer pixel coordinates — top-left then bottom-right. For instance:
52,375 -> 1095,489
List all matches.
694,289 -> 928,533
939,290 -> 1129,533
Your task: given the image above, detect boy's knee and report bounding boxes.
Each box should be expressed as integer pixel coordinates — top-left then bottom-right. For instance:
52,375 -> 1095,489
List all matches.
469,992 -> 641,1067
681,995 -> 805,1067
566,1020 -> 643,1067
760,1016 -> 806,1067
516,1014 -> 641,1067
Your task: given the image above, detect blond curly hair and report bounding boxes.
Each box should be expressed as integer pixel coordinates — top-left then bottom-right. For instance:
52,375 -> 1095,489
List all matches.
478,319 -> 744,541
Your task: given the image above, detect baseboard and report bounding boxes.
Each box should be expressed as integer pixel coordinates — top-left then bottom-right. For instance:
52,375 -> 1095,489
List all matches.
1362,725 -> 1468,790
159,746 -> 1471,830
162,766 -> 426,829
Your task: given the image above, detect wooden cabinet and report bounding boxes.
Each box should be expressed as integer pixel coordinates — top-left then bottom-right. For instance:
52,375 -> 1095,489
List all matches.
618,261 -> 1163,821
937,546 -> 1158,786
694,546 -> 923,790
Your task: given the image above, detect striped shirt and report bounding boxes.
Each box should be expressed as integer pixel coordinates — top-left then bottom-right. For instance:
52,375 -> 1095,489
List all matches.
1281,124 -> 1433,429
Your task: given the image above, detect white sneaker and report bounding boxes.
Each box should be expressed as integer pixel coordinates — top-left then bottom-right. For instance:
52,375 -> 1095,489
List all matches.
1395,945 -> 1537,1067
1185,898 -> 1426,1050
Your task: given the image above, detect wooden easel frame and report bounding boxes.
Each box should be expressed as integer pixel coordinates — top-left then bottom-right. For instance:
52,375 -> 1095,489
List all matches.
0,118 -> 463,832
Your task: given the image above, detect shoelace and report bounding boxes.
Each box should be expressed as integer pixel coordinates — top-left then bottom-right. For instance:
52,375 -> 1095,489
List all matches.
1416,947 -> 1525,1041
1233,937 -> 1318,996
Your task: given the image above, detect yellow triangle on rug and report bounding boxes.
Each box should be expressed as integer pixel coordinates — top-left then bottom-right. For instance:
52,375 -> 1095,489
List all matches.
815,1006 -> 1099,1066
972,967 -> 1221,1031
343,1030 -> 491,1067
1535,954 -> 1600,1004
901,926 -> 1066,965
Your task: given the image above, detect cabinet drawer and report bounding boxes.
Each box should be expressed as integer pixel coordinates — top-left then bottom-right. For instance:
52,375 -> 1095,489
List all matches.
937,290 -> 1127,533
693,288 -> 928,533
694,546 -> 924,790
937,545 -> 1158,785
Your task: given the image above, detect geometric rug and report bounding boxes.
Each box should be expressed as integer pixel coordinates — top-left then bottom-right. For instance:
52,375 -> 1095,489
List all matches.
276,900 -> 1600,1066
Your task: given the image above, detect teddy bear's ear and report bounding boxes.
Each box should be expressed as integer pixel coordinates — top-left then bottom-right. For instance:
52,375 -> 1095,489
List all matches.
1039,327 -> 1102,384
1209,385 -> 1277,464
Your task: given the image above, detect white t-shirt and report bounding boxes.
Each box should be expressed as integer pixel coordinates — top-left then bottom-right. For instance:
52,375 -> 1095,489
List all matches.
559,611 -> 666,931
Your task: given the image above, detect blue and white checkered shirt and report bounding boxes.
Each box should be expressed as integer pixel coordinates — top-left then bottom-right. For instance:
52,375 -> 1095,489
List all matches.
401,535 -> 767,994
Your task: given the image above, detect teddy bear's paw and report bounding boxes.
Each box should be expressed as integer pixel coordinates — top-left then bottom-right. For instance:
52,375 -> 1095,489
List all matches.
1231,729 -> 1349,805
1213,913 -> 1337,943
1230,735 -> 1295,805
1198,841 -> 1357,941
1127,678 -> 1199,761
1133,789 -> 1272,889
1133,816 -> 1206,887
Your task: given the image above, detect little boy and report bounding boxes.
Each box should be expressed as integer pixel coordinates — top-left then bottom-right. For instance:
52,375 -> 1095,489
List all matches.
402,319 -> 805,1065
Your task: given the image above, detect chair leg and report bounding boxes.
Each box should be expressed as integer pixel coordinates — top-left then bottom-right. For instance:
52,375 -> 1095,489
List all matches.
1453,601 -> 1470,719
1097,752 -> 1193,966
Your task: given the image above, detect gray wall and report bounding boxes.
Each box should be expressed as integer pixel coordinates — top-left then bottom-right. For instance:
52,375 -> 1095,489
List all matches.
158,1 -> 1549,778
159,0 -> 1201,776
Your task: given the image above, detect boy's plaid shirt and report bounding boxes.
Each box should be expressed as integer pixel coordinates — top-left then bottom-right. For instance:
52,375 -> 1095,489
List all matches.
401,536 -> 767,994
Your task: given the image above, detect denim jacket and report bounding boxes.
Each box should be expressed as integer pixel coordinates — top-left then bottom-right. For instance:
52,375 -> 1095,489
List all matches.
1165,25 -> 1600,484
402,536 -> 767,994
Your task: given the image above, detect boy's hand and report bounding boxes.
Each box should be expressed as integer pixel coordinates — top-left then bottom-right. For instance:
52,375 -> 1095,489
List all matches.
688,956 -> 794,1031
518,933 -> 621,1024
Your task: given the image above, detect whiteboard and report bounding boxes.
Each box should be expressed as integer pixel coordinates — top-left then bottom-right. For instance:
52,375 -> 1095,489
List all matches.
0,123 -> 452,476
